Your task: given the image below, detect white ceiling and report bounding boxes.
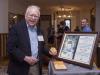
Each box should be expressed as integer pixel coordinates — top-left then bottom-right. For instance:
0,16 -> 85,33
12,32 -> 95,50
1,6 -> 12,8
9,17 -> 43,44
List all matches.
22,0 -> 96,12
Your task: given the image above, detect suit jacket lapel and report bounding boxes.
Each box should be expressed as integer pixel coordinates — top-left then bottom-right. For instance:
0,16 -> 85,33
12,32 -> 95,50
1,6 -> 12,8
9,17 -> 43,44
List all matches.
21,21 -> 31,53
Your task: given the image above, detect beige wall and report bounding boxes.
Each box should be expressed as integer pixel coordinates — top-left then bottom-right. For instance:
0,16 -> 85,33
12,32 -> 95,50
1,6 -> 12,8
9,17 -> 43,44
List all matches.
0,0 -> 8,33
9,0 -> 27,14
96,0 -> 100,32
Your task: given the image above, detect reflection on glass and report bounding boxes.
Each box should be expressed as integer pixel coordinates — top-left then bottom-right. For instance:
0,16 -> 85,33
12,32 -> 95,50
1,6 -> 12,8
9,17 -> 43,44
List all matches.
58,33 -> 97,66
59,35 -> 79,60
74,35 -> 96,64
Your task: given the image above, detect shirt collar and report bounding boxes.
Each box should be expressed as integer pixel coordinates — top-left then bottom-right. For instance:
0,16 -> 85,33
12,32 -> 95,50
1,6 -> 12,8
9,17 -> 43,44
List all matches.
26,23 -> 37,31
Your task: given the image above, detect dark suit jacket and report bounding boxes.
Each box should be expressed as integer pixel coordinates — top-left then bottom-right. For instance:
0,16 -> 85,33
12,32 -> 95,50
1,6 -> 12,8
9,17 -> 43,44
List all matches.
7,19 -> 50,75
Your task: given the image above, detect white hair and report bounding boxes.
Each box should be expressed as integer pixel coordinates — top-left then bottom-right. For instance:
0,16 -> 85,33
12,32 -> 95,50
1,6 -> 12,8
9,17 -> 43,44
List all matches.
25,5 -> 40,17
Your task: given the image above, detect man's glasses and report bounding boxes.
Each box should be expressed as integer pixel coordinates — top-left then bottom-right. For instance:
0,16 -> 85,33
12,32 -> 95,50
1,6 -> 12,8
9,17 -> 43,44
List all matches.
29,15 -> 39,19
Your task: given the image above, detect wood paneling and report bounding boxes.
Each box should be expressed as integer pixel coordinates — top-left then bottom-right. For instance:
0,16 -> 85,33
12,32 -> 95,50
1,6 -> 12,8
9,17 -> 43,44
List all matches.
0,33 -> 8,59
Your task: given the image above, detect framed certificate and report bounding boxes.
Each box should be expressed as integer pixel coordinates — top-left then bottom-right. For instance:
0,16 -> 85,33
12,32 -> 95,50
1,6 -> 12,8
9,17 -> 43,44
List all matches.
58,32 -> 98,69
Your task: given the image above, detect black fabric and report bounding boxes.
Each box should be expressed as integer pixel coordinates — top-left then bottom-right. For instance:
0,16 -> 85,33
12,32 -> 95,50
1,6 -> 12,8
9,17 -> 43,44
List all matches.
7,19 -> 50,75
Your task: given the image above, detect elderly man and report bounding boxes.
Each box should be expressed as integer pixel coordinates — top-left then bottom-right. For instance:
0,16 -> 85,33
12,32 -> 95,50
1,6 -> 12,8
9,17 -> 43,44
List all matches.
7,5 -> 57,75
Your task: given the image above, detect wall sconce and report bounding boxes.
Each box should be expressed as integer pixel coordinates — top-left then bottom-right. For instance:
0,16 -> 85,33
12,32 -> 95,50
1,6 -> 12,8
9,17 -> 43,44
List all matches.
13,15 -> 17,19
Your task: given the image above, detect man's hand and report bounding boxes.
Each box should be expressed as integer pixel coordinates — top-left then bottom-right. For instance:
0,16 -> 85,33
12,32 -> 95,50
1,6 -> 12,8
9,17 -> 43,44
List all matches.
49,47 -> 57,56
24,56 -> 38,65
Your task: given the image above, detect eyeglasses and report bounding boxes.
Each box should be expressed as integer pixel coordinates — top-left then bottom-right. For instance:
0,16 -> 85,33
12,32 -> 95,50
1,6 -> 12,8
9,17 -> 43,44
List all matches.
28,14 -> 40,19
32,15 -> 39,19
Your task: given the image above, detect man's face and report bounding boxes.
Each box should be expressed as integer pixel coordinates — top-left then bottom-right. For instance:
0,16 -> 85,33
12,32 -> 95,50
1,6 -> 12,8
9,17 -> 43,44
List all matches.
81,19 -> 87,27
25,9 -> 40,26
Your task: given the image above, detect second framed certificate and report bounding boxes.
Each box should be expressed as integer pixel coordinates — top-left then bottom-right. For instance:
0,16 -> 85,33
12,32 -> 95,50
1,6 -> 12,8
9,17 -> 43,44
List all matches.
58,32 -> 98,69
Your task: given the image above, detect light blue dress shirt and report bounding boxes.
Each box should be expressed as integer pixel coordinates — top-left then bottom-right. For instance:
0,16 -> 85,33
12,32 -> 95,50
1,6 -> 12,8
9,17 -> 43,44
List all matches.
82,25 -> 92,32
28,25 -> 38,58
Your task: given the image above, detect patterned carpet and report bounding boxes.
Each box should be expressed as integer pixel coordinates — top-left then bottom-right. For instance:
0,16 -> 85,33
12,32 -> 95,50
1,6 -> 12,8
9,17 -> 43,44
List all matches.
0,66 -> 7,75
0,66 -> 48,75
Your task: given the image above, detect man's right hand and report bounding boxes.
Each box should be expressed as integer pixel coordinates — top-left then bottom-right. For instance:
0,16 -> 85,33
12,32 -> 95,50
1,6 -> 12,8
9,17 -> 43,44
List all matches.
24,56 -> 38,65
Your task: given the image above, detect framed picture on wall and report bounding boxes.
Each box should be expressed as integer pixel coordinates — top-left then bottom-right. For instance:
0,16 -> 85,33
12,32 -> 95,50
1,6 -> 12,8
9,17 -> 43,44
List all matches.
58,32 -> 98,69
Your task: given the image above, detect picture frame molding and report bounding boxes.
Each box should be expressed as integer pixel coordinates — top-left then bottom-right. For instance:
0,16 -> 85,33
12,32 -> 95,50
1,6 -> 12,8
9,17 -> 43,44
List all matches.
57,32 -> 98,69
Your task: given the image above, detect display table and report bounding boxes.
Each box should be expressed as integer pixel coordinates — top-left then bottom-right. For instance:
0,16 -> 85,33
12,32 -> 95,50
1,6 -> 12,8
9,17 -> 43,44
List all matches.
97,47 -> 100,67
48,60 -> 100,75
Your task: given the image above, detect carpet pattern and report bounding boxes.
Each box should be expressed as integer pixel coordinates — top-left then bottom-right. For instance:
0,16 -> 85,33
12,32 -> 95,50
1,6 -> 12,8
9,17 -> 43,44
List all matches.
0,66 -> 48,75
